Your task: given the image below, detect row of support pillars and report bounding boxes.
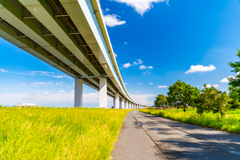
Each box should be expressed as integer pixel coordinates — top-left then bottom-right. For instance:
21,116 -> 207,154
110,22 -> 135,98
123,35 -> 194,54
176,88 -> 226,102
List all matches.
74,78 -> 145,109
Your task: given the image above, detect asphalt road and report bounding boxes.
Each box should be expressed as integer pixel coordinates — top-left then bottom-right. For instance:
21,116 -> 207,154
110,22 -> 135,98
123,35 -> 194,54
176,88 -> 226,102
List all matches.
112,110 -> 240,160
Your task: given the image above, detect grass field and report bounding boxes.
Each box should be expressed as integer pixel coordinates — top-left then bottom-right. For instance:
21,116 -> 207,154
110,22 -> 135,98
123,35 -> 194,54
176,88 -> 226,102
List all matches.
0,107 -> 130,160
140,108 -> 240,134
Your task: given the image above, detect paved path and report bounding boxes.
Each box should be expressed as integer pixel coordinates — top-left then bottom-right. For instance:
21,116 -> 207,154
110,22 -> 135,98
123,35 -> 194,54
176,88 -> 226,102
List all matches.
112,111 -> 240,160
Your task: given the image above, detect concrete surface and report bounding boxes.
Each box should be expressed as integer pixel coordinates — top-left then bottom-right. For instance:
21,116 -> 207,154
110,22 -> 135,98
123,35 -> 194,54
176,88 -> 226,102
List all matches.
112,110 -> 240,160
112,111 -> 167,160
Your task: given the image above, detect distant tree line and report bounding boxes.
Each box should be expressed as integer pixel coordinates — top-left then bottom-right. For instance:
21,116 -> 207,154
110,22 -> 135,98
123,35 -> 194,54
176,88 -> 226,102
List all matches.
154,49 -> 240,117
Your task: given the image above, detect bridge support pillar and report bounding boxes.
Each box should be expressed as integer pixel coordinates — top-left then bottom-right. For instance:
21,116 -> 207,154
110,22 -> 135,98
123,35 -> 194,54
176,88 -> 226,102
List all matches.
126,101 -> 128,109
128,102 -> 131,109
115,93 -> 119,109
74,79 -> 83,107
121,99 -> 125,109
99,78 -> 107,108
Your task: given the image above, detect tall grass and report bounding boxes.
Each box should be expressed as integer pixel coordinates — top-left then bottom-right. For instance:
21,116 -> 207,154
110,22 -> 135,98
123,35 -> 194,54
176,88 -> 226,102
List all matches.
0,107 -> 130,160
140,108 -> 240,134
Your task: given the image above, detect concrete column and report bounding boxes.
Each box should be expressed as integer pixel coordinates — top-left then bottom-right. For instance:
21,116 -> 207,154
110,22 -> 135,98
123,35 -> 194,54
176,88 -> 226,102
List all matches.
121,99 -> 125,109
74,79 -> 83,107
125,101 -> 128,109
128,102 -> 131,109
115,93 -> 120,109
99,78 -> 107,108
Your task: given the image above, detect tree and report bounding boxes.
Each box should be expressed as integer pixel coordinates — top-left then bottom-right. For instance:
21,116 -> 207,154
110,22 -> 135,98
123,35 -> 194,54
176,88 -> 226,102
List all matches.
198,84 -> 230,117
167,96 -> 174,107
167,80 -> 200,112
228,85 -> 240,109
228,49 -> 240,87
154,94 -> 167,110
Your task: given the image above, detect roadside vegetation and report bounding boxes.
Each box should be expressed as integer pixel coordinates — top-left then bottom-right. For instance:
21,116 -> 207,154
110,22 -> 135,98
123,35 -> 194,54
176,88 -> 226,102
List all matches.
141,108 -> 240,133
141,49 -> 240,133
0,107 -> 130,159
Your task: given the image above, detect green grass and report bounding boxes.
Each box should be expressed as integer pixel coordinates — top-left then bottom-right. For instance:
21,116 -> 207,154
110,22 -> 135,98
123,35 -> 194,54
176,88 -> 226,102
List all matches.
140,108 -> 240,134
0,107 -> 130,160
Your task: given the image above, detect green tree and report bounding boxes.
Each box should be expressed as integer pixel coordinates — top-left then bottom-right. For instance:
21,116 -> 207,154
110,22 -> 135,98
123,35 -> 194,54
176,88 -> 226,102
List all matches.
167,96 -> 173,107
228,49 -> 240,87
228,85 -> 240,109
198,84 -> 230,117
167,80 -> 199,112
154,94 -> 167,110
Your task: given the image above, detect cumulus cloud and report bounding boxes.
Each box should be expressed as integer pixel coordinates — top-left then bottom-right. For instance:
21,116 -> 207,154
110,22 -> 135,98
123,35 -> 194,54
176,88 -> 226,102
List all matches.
204,84 -> 219,88
134,59 -> 143,65
113,0 -> 169,15
148,66 -> 153,69
185,65 -> 216,73
149,82 -> 153,85
104,14 -> 126,27
123,63 -> 132,68
158,85 -> 168,88
114,53 -> 117,58
0,68 -> 9,73
130,94 -> 155,105
220,76 -> 235,83
139,65 -> 147,69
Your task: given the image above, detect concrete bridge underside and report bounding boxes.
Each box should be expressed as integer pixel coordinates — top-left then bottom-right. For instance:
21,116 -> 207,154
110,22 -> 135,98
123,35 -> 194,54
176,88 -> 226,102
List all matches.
0,0 -> 146,109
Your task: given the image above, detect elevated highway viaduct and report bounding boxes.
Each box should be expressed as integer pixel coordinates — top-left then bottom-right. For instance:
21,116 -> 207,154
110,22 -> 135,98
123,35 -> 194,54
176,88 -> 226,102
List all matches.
0,0 -> 146,109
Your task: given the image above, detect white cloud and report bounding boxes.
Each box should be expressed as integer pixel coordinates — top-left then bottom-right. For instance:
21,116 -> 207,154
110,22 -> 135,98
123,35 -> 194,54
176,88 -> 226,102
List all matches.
104,14 -> 126,27
59,90 -> 65,93
113,0 -> 169,15
139,65 -> 147,69
124,82 -> 127,85
19,71 -> 69,78
0,68 -> 9,73
148,66 -> 153,69
149,82 -> 153,85
31,81 -> 66,86
106,8 -> 110,12
204,84 -> 219,88
138,82 -> 143,85
185,65 -> 216,73
130,94 -> 155,105
114,53 -> 118,58
134,59 -> 143,65
220,76 -> 235,83
123,63 -> 132,68
143,70 -> 150,74
0,92 -> 114,107
158,85 -> 168,88
124,42 -> 128,44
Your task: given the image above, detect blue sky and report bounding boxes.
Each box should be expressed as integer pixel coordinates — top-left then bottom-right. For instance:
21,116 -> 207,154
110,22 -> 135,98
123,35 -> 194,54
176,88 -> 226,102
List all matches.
1,0 -> 240,107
